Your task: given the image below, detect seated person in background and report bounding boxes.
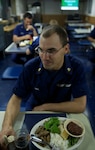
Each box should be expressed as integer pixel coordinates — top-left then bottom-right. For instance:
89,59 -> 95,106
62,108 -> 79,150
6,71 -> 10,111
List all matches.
12,12 -> 38,64
26,36 -> 39,57
88,27 -> 95,43
87,27 -> 95,62
49,19 -> 59,25
25,19 -> 60,56
0,25 -> 87,147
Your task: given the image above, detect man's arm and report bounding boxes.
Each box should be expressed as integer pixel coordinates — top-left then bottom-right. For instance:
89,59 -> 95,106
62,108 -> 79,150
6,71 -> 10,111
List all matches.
27,25 -> 38,36
0,94 -> 22,144
32,95 -> 86,113
88,36 -> 95,43
26,37 -> 39,55
13,34 -> 31,43
26,48 -> 31,55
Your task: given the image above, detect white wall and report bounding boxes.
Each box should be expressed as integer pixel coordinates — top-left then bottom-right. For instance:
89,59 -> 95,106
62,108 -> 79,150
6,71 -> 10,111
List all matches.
27,0 -> 84,15
41,0 -> 61,14
13,0 -> 95,17
27,0 -> 61,14
82,0 -> 95,16
15,0 -> 27,16
90,0 -> 95,16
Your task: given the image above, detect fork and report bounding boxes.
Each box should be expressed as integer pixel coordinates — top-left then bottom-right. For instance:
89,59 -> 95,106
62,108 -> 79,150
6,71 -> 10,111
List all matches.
30,134 -> 60,150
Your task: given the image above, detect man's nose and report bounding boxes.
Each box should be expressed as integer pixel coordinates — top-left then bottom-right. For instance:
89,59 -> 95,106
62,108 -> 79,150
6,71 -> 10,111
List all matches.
42,52 -> 50,59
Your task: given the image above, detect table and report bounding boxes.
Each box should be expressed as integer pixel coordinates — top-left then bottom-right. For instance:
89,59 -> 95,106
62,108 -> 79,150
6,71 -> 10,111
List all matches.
0,19 -> 8,25
5,36 -> 38,54
74,28 -> 91,34
3,23 -> 19,32
68,23 -> 91,28
0,111 -> 95,150
5,42 -> 29,54
65,20 -> 83,24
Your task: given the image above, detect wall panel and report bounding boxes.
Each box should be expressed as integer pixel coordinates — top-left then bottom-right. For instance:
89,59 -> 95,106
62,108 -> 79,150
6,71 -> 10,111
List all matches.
84,15 -> 95,25
42,14 -> 67,26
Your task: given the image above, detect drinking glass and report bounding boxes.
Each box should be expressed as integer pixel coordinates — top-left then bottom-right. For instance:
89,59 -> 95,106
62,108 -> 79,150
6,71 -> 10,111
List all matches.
14,128 -> 30,150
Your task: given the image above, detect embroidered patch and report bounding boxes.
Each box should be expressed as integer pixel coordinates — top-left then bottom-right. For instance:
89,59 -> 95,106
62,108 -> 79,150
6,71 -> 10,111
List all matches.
34,87 -> 40,91
57,84 -> 71,87
67,68 -> 71,72
38,68 -> 41,72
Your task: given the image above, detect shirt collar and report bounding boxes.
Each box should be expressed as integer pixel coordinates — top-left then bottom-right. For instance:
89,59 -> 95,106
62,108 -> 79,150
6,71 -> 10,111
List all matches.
36,55 -> 73,75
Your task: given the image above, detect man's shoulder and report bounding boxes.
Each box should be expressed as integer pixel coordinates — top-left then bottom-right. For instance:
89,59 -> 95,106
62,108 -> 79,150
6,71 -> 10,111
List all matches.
66,54 -> 82,63
25,57 -> 41,68
65,54 -> 84,68
15,23 -> 23,28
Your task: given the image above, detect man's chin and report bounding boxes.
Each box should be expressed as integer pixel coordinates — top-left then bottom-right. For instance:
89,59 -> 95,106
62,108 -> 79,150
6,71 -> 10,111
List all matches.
43,64 -> 52,70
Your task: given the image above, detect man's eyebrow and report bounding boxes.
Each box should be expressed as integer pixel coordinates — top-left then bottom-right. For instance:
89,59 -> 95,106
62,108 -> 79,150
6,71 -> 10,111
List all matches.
47,47 -> 56,50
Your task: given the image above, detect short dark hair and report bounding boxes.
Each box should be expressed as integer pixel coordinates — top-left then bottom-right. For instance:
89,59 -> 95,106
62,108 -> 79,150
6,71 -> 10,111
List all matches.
41,25 -> 68,46
23,12 -> 33,19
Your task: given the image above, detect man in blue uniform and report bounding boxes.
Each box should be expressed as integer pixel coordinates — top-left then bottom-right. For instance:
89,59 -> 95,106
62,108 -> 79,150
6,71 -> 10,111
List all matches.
0,25 -> 87,146
26,36 -> 39,57
87,27 -> 95,62
12,12 -> 38,64
88,27 -> 95,43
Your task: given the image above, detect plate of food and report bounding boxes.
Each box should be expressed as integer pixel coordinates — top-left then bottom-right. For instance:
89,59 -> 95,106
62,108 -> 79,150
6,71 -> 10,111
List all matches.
30,117 -> 85,150
19,41 -> 26,47
19,40 -> 30,47
24,40 -> 30,45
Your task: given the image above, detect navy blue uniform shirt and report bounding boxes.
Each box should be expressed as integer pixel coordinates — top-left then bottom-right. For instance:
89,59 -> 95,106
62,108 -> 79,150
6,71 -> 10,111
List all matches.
13,22 -> 38,37
12,23 -> 38,64
13,55 -> 87,110
89,27 -> 95,39
29,36 -> 39,55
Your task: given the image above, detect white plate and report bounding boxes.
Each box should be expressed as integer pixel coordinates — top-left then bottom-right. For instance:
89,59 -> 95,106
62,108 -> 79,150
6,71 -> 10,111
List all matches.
30,117 -> 84,150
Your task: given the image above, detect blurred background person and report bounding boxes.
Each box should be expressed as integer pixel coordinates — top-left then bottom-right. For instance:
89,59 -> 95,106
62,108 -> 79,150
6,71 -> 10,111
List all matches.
49,19 -> 59,25
25,19 -> 59,57
26,36 -> 39,57
11,12 -> 38,64
88,26 -> 95,43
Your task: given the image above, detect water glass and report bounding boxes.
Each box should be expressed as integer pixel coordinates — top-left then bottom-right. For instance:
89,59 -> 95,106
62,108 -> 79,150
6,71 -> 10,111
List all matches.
14,128 -> 30,150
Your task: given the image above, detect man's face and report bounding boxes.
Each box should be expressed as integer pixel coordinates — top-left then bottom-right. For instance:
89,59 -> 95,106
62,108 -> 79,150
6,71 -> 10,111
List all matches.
24,17 -> 32,28
39,33 -> 69,70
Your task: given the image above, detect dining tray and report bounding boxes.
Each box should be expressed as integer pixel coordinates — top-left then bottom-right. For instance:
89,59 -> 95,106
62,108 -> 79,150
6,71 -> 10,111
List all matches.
7,113 -> 66,150
23,113 -> 66,132
24,113 -> 66,150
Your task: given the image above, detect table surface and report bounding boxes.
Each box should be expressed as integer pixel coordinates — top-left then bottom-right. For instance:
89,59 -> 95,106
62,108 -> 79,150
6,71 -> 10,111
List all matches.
68,23 -> 91,27
5,36 -> 38,54
3,23 -> 19,32
5,42 -> 29,54
65,20 -> 83,24
0,111 -> 95,150
74,28 -> 91,34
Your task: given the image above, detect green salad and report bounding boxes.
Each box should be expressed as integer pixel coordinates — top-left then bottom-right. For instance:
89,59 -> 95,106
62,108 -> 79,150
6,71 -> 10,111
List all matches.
44,117 -> 60,134
43,117 -> 80,147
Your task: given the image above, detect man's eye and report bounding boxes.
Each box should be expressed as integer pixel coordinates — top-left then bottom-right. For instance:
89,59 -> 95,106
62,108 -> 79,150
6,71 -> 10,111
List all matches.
48,49 -> 56,53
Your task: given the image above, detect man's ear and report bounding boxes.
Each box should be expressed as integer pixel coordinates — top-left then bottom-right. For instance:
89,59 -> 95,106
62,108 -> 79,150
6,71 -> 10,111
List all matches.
64,43 -> 70,54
